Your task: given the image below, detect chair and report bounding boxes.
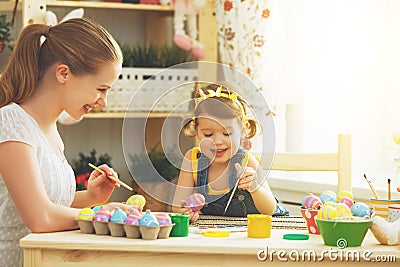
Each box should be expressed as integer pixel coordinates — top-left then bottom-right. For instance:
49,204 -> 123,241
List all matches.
253,134 -> 352,192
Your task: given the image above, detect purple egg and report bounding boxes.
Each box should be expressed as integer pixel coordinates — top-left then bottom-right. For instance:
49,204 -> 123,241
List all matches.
185,193 -> 206,212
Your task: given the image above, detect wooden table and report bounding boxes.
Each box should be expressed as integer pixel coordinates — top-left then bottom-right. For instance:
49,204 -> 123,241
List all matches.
20,228 -> 399,267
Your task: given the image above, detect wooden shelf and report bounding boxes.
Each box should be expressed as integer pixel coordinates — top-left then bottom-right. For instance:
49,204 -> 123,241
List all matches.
84,112 -> 189,119
46,1 -> 173,12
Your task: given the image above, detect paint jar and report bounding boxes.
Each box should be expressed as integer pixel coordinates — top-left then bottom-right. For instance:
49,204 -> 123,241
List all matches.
247,214 -> 271,238
370,199 -> 400,219
388,204 -> 400,222
168,214 -> 190,237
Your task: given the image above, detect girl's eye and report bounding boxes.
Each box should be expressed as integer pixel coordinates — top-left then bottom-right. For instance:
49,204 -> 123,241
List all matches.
224,133 -> 232,136
97,88 -> 107,93
204,133 -> 212,137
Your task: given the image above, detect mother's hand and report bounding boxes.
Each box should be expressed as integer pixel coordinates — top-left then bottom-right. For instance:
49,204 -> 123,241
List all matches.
86,164 -> 119,204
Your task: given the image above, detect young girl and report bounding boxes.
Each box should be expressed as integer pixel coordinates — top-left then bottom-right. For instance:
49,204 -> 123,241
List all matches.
172,84 -> 276,222
0,18 -> 140,267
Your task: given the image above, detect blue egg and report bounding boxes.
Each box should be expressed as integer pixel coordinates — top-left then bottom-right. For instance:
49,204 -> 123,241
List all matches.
110,207 -> 127,223
92,205 -> 102,214
140,210 -> 159,227
351,202 -> 370,217
319,191 -> 337,203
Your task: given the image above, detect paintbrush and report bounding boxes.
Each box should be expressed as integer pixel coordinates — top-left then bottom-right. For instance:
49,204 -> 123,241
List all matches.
223,156 -> 250,215
88,163 -> 133,191
363,174 -> 379,199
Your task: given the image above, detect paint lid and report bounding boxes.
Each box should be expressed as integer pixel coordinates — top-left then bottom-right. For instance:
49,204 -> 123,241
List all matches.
283,234 -> 309,240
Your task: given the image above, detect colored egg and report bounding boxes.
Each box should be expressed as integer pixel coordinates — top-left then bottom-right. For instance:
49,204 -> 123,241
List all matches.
337,190 -> 353,202
185,193 -> 206,212
323,201 -> 338,207
156,212 -> 172,225
77,208 -> 95,221
129,208 -> 142,217
92,205 -> 102,214
351,202 -> 370,217
340,196 -> 354,207
93,207 -> 111,222
110,207 -> 127,224
140,210 -> 159,227
301,195 -> 323,210
126,213 -> 141,225
335,203 -> 352,217
127,194 -> 146,208
317,206 -> 338,220
319,190 -> 337,203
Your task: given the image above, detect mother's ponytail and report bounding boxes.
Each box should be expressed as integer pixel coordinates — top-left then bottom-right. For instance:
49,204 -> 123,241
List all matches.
0,24 -> 50,107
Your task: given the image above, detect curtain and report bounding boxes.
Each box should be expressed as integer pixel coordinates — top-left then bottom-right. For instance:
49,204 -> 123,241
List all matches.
215,0 -> 288,151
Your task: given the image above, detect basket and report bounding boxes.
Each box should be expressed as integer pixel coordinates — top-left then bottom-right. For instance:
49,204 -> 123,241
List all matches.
104,67 -> 198,113
316,219 -> 372,247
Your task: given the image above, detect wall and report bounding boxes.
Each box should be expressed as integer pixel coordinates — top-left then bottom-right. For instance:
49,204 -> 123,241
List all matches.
281,0 -> 400,191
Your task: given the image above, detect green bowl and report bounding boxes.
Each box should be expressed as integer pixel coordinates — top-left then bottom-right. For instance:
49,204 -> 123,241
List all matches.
315,219 -> 372,247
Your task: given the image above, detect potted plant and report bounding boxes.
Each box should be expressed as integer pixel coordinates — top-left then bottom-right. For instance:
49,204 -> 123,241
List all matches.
128,143 -> 181,211
0,13 -> 13,53
128,143 -> 180,183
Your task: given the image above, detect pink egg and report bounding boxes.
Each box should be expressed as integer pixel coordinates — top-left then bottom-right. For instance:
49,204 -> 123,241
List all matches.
340,196 -> 354,207
93,208 -> 111,222
337,190 -> 353,202
156,213 -> 172,225
126,213 -> 141,225
185,193 -> 206,212
129,208 -> 142,217
301,195 -> 323,210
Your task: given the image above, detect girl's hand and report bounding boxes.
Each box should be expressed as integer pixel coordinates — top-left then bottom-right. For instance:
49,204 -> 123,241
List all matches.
178,200 -> 200,222
87,164 -> 119,204
235,163 -> 257,191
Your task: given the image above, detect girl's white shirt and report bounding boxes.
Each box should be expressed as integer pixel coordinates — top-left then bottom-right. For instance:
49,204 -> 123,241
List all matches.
0,102 -> 75,267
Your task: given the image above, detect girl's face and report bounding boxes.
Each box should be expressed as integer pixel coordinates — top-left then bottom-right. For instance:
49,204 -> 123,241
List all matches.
63,62 -> 121,120
196,114 -> 243,164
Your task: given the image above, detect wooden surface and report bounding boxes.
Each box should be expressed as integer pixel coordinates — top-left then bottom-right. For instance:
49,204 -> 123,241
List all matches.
20,228 -> 399,267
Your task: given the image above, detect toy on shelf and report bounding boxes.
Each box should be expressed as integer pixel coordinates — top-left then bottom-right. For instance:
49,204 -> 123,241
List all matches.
160,0 -> 206,59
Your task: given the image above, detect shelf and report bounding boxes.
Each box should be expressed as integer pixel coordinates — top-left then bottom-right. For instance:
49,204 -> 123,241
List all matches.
84,112 -> 189,119
46,1 -> 173,12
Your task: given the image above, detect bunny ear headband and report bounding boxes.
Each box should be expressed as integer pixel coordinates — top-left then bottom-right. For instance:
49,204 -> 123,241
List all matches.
194,85 -> 249,123
49,8 -> 85,126
45,8 -> 84,26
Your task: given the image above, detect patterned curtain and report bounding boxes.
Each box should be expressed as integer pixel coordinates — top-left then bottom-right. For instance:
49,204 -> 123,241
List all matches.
215,0 -> 288,151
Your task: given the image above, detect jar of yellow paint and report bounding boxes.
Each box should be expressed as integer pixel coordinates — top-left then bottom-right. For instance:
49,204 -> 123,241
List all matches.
247,214 -> 272,238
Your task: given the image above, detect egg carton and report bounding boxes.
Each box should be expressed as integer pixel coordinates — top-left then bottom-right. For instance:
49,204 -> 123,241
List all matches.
77,219 -> 174,240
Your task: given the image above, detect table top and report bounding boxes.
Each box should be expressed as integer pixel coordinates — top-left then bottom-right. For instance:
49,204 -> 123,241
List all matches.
20,228 -> 400,258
